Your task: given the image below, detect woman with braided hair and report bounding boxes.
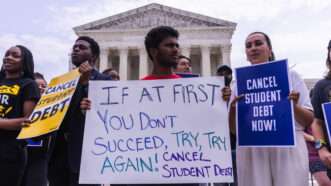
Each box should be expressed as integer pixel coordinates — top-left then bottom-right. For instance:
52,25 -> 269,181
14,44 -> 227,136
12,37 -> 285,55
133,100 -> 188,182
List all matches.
0,45 -> 40,186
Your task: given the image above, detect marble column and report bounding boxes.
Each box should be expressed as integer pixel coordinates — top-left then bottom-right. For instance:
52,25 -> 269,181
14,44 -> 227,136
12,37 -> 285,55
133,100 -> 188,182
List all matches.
221,44 -> 232,66
201,45 -> 211,76
139,47 -> 148,78
99,48 -> 109,72
119,47 -> 128,80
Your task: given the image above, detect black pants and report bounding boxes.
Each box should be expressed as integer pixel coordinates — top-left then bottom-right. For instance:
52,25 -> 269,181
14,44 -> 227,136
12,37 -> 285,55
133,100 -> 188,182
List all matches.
0,139 -> 27,186
48,132 -> 70,186
21,147 -> 48,186
48,153 -> 100,186
48,132 -> 99,186
69,172 -> 100,186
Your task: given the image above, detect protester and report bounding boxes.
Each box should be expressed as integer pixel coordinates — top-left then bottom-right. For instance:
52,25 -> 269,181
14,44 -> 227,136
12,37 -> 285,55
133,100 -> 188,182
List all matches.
216,64 -> 237,186
174,55 -> 192,74
302,87 -> 331,186
34,72 -> 47,94
21,72 -> 49,186
0,45 -> 40,186
311,40 -> 331,181
134,25 -> 206,186
141,26 -> 181,80
48,36 -> 111,186
80,26 -> 205,186
102,68 -> 120,80
229,32 -> 313,186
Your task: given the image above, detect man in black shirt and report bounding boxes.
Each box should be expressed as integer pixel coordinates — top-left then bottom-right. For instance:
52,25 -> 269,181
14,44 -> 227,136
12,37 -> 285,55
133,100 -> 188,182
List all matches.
48,36 -> 111,186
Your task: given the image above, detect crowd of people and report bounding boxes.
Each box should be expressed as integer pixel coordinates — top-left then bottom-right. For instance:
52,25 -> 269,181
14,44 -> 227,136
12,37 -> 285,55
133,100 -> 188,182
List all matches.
0,25 -> 331,186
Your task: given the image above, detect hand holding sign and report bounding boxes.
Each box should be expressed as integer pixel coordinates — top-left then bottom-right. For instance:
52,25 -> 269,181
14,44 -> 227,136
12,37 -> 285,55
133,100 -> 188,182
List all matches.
17,69 -> 80,139
230,95 -> 244,108
80,77 -> 233,184
235,59 -> 295,146
221,87 -> 232,102
80,97 -> 91,110
288,91 -> 300,105
21,118 -> 32,127
79,61 -> 93,85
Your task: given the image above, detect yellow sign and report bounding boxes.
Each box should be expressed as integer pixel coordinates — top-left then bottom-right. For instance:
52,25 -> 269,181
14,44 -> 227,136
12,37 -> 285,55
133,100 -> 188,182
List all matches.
17,69 -> 80,139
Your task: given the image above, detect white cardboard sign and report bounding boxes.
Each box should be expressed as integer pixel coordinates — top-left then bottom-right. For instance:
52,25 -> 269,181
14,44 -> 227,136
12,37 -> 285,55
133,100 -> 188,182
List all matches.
80,77 -> 233,184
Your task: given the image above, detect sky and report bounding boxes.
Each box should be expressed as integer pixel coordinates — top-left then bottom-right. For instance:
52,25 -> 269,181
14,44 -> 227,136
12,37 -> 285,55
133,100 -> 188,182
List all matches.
0,0 -> 330,81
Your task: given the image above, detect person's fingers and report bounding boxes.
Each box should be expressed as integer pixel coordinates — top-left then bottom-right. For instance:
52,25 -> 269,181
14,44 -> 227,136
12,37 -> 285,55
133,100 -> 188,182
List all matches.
222,96 -> 230,101
81,102 -> 90,107
81,105 -> 91,110
79,67 -> 88,74
82,62 -> 92,70
22,121 -> 31,127
80,102 -> 88,107
289,91 -> 299,97
222,92 -> 231,98
80,99 -> 91,110
222,94 -> 230,98
80,66 -> 89,73
81,61 -> 89,66
288,91 -> 300,105
234,94 -> 244,101
223,89 -> 231,95
229,94 -> 244,107
81,98 -> 91,104
221,87 -> 231,101
23,118 -> 32,123
78,62 -> 91,73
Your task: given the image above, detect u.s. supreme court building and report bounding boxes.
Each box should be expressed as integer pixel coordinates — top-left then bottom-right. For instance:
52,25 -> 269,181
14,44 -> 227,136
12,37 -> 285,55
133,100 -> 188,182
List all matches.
72,3 -> 318,89
72,3 -> 237,80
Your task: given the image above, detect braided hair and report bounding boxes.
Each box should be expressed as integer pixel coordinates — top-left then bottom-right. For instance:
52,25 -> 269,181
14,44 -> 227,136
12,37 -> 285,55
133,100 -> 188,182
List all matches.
0,45 -> 35,80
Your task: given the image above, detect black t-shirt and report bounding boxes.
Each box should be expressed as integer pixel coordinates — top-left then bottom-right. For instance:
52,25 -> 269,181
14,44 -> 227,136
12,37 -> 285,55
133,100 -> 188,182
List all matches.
0,78 -> 40,139
311,78 -> 331,146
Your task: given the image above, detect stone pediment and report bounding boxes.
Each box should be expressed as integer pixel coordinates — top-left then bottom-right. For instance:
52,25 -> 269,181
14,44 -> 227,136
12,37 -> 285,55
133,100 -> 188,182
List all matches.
74,3 -> 236,32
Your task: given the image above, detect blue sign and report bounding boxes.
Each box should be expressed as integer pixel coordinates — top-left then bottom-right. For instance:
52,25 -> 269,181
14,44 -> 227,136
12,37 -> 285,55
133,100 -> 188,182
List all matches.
26,139 -> 43,147
322,102 -> 331,147
235,59 -> 295,146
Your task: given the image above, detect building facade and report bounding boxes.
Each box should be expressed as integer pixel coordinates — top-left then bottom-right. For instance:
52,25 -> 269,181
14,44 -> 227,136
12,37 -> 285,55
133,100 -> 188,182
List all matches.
73,3 -> 237,80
